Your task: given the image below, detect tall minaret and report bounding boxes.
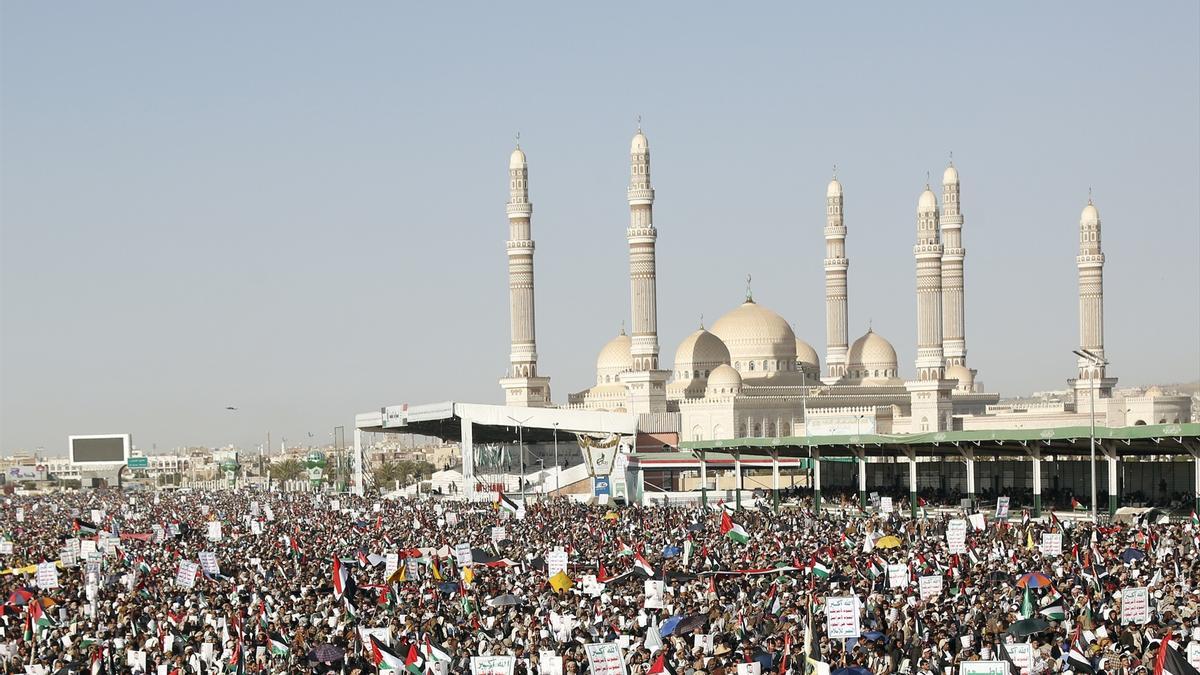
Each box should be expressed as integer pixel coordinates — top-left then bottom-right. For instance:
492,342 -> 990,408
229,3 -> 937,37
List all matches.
940,159 -> 972,388
906,182 -> 955,432
1073,195 -> 1115,413
823,171 -> 849,383
619,125 -> 668,413
498,142 -> 551,407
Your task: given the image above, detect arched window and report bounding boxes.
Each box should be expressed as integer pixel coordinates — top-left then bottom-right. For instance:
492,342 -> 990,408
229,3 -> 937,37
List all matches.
920,416 -> 929,432
734,361 -> 741,370
704,370 -> 710,378
748,362 -> 755,371
694,370 -> 700,378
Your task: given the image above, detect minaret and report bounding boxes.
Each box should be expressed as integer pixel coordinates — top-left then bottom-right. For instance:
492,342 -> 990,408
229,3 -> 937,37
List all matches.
940,159 -> 973,388
618,125 -> 668,413
823,170 -> 849,383
1073,195 -> 1116,413
498,142 -> 551,407
906,182 -> 955,432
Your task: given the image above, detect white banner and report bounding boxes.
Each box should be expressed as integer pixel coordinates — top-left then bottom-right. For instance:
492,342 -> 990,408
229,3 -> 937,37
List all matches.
738,664 -> 763,675
969,513 -> 986,531
539,652 -> 564,675
0,541 -> 12,555
470,655 -> 515,675
491,526 -> 506,543
384,553 -> 400,581
644,580 -> 664,609
946,520 -> 967,554
548,550 -> 569,578
1187,643 -> 1200,671
36,562 -> 59,590
1040,533 -> 1063,557
1120,586 -> 1150,624
584,642 -> 627,675
175,561 -> 199,589
825,596 -> 860,639
879,497 -> 893,514
199,551 -> 220,575
446,512 -> 459,527
995,497 -> 1010,519
455,543 -> 473,567
887,564 -> 908,589
1006,643 -> 1034,673
207,521 -> 222,542
919,575 -> 943,600
959,662 -> 1008,675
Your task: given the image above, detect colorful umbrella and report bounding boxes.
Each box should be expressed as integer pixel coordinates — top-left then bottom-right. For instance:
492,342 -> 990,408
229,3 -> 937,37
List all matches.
1016,572 -> 1052,588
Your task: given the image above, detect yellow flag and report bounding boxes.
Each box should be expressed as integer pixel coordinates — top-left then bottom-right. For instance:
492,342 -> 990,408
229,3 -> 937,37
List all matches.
1026,529 -> 1034,551
462,566 -> 475,587
549,570 -> 573,593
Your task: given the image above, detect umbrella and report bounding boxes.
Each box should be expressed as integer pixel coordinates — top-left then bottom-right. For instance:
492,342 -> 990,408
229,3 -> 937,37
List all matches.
486,594 -> 525,608
832,667 -> 873,675
686,522 -> 705,532
1120,548 -> 1146,563
437,582 -> 460,594
5,589 -> 33,606
875,536 -> 902,549
675,614 -> 708,634
662,546 -> 681,558
861,631 -> 886,643
1007,618 -> 1050,637
306,644 -> 345,663
665,571 -> 696,582
659,616 -> 684,637
753,651 -> 774,670
1017,572 -> 1052,588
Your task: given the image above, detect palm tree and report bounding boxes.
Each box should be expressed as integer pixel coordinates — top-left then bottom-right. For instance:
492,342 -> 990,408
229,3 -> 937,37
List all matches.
269,458 -> 305,482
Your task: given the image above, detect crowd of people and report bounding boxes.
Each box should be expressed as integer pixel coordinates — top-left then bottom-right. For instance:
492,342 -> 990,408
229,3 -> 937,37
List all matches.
1,486 -> 1198,675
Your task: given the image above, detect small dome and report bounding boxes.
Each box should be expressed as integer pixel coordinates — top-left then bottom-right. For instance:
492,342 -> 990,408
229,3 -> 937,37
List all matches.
918,188 -> 938,213
845,329 -> 900,384
946,364 -> 974,391
595,332 -> 632,375
827,178 -> 843,198
1081,202 -> 1100,225
509,147 -> 527,169
710,300 -> 798,375
795,338 -> 820,370
943,164 -> 959,185
1144,385 -> 1164,397
706,364 -> 742,391
674,328 -> 731,372
631,130 -> 648,153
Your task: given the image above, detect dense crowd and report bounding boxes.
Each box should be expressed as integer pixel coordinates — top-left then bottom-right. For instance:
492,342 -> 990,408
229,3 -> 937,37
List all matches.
1,487 -> 1198,675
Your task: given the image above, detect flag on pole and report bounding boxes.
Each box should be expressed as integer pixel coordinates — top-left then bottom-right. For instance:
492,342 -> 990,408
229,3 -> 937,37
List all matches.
496,492 -> 520,516
633,552 -> 656,578
719,511 -> 750,544
1072,497 -> 1087,511
403,643 -> 424,674
268,632 -> 290,656
332,557 -> 356,600
1155,631 -> 1200,675
811,556 -> 831,579
370,636 -> 406,671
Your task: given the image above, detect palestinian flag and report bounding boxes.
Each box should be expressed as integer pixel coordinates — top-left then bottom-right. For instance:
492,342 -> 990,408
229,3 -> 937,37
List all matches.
1192,511 -> 1199,528
811,556 -> 831,579
268,632 -> 290,655
423,637 -> 451,667
30,601 -> 56,630
136,558 -> 152,575
332,557 -> 356,600
1041,587 -> 1065,608
73,518 -> 99,535
1040,604 -> 1066,621
1155,631 -> 1200,675
1072,496 -> 1087,511
737,611 -> 750,640
370,636 -> 406,671
616,539 -> 634,556
720,511 -> 750,544
867,557 -> 884,579
496,491 -> 520,515
22,609 -> 32,642
403,643 -> 424,674
356,549 -> 371,568
1068,628 -> 1094,673
648,652 -> 677,675
633,552 -> 656,578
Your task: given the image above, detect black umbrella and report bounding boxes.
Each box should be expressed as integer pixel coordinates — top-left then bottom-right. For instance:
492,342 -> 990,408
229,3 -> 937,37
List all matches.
686,522 -> 705,532
1007,618 -> 1050,637
666,571 -> 697,582
306,644 -> 345,662
676,614 -> 708,634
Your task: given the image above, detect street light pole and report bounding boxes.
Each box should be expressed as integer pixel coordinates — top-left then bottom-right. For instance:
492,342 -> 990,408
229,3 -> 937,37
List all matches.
507,415 -> 533,502
553,423 -> 560,495
1074,348 -> 1108,523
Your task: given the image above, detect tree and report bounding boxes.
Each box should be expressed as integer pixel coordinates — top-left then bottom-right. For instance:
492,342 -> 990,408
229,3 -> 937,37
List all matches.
269,459 -> 305,482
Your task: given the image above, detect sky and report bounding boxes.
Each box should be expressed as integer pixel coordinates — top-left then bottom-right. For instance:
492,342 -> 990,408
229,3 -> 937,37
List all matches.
2,2 -> 1198,455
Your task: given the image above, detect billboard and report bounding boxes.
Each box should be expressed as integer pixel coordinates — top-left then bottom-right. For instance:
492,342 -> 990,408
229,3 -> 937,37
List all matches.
69,435 -> 131,464
5,465 -> 48,481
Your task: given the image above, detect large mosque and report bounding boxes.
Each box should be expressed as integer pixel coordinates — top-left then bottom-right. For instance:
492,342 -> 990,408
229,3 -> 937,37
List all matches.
497,129 -> 1192,440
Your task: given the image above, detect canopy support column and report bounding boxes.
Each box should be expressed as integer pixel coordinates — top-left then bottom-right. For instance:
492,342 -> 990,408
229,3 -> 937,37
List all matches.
905,446 -> 918,519
1101,441 -> 1119,520
961,447 -> 976,509
812,448 -> 822,515
699,450 -> 708,508
461,417 -> 475,500
353,428 -> 364,497
856,449 -> 868,509
735,450 -> 742,510
771,450 -> 780,513
1029,448 -> 1042,519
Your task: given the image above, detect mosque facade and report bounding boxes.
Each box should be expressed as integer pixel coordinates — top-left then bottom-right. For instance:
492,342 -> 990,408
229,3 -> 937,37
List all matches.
499,130 -> 1192,440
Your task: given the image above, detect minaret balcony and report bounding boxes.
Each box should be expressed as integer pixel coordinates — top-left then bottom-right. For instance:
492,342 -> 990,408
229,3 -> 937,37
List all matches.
627,188 -> 655,204
1076,253 -> 1104,265
506,203 -> 532,218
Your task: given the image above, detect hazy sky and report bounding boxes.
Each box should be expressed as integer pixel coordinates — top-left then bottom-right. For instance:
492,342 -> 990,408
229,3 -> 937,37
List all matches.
3,2 -> 1198,455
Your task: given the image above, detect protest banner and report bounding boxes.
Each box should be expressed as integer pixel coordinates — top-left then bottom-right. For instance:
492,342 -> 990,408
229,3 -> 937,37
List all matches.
825,596 -> 860,639
199,551 -> 219,575
1120,587 -> 1150,624
207,521 -> 222,542
455,543 -> 473,567
969,513 -> 986,531
888,564 -> 908,589
539,652 -> 564,675
1006,643 -> 1034,673
584,642 -> 627,675
880,497 -> 893,514
995,497 -> 1010,519
946,519 -> 967,554
36,562 -> 59,590
919,575 -> 943,600
1040,533 -> 1063,557
738,664 -> 763,675
471,655 -> 515,675
491,526 -> 506,543
959,662 -> 1008,675
175,561 -> 199,589
548,550 -> 569,578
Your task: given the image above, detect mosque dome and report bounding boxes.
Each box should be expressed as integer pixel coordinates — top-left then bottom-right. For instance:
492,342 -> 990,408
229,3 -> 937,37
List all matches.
943,165 -> 959,185
594,331 -> 632,384
918,188 -> 938,213
946,364 -> 974,392
795,338 -> 820,374
845,329 -> 900,383
827,178 -> 843,198
631,130 -> 648,153
710,300 -> 798,378
705,364 -> 743,395
509,147 -> 527,169
1081,203 -> 1100,225
673,328 -> 731,374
